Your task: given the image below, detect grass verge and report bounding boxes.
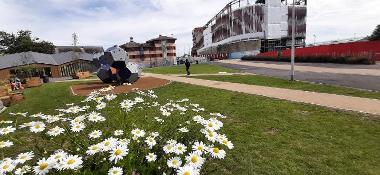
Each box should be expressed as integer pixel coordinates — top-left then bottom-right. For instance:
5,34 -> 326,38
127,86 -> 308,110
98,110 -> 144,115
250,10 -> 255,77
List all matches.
1,82 -> 380,174
192,74 -> 380,100
143,64 -> 239,75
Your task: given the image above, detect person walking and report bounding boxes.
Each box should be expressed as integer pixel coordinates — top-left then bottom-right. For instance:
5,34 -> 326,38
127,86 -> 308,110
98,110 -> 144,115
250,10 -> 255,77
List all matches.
185,59 -> 191,76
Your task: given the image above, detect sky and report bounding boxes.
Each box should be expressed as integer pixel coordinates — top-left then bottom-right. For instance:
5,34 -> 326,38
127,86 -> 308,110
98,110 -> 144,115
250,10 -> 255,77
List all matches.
0,0 -> 379,55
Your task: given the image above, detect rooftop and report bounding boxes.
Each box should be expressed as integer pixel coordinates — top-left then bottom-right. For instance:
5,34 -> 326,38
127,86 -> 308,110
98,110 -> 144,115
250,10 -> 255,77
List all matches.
0,51 -> 97,70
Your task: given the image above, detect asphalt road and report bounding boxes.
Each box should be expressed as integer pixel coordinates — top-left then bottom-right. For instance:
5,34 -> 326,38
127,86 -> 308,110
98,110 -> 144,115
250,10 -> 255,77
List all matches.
213,62 -> 380,91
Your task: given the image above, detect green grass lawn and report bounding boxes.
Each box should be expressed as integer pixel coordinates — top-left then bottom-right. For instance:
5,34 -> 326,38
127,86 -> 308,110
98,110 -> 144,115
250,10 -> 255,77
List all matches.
1,81 -> 379,174
143,64 -> 239,75
192,74 -> 380,100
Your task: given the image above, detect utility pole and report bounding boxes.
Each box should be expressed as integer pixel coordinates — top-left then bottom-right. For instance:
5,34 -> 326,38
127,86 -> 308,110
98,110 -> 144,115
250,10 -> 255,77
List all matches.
313,34 -> 316,45
72,33 -> 79,47
290,0 -> 296,81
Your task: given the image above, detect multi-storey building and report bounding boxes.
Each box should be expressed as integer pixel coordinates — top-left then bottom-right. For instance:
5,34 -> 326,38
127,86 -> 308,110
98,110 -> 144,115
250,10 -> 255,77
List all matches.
120,35 -> 176,67
192,0 -> 307,59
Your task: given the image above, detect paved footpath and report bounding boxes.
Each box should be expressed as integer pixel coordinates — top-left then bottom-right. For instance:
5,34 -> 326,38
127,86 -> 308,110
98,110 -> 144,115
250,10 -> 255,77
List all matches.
219,59 -> 380,76
144,73 -> 380,116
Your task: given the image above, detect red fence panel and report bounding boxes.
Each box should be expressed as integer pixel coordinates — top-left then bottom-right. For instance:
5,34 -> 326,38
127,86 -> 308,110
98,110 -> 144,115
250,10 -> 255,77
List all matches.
257,41 -> 380,61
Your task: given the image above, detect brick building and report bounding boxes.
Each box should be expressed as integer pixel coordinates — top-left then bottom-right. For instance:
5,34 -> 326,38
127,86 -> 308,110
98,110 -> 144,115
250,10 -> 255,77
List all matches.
120,35 -> 176,67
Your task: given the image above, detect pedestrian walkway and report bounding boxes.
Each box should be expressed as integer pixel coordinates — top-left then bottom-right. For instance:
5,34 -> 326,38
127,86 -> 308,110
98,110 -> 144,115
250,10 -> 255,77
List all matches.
144,73 -> 380,115
218,59 -> 380,76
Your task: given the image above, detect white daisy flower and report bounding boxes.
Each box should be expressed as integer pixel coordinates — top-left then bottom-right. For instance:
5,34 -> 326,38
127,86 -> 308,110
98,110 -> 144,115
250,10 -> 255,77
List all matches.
29,122 -> 46,133
150,132 -> 160,138
95,96 -> 104,103
178,127 -> 189,133
0,159 -> 15,174
47,126 -> 65,137
0,126 -> 16,135
108,166 -> 123,175
70,122 -> 85,132
105,94 -> 117,101
96,102 -> 107,110
14,165 -> 31,175
114,130 -> 124,136
134,97 -> 144,103
204,119 -> 222,131
131,128 -> 145,138
166,140 -> 177,145
163,144 -> 175,154
0,140 -> 13,148
120,100 -> 135,112
33,158 -> 53,175
16,151 -> 34,164
154,117 -> 164,123
61,155 -> 83,170
101,137 -> 119,151
49,150 -> 67,163
167,157 -> 182,169
174,143 -> 187,155
186,152 -> 205,168
71,115 -> 86,123
86,144 -> 101,155
208,147 -> 226,159
109,146 -> 128,163
145,153 -> 157,162
202,129 -> 218,143
87,112 -> 106,123
89,130 -> 102,139
192,141 -> 207,155
218,134 -> 234,149
45,115 -> 61,123
176,165 -> 199,175
145,137 -> 157,149
118,139 -> 130,146
192,115 -> 205,124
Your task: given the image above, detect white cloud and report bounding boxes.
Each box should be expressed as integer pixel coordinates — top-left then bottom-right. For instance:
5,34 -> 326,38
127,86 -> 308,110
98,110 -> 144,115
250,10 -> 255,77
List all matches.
0,0 -> 379,55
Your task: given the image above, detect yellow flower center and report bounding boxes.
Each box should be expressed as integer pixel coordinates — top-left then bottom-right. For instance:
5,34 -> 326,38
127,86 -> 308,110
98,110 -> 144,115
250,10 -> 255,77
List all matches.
112,170 -> 119,174
168,145 -> 173,150
184,171 -> 191,175
91,146 -> 98,150
21,156 -> 27,160
191,156 -> 198,163
213,148 -> 220,153
39,163 -> 48,170
172,160 -> 178,165
67,159 -> 76,165
3,165 -> 9,170
104,142 -> 110,146
197,146 -> 203,150
222,140 -> 228,145
115,149 -> 122,155
208,123 -> 213,127
35,125 -> 40,129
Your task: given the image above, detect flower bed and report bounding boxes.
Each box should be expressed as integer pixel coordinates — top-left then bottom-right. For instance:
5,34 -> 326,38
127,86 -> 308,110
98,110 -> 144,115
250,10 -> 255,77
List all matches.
0,86 -> 233,175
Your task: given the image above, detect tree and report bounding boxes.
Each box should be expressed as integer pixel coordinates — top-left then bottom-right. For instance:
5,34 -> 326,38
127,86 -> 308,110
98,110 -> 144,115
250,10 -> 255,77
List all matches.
0,30 -> 55,54
368,24 -> 380,41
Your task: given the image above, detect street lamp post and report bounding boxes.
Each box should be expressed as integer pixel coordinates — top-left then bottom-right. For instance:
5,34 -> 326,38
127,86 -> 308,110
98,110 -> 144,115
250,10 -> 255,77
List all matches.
290,0 -> 296,81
